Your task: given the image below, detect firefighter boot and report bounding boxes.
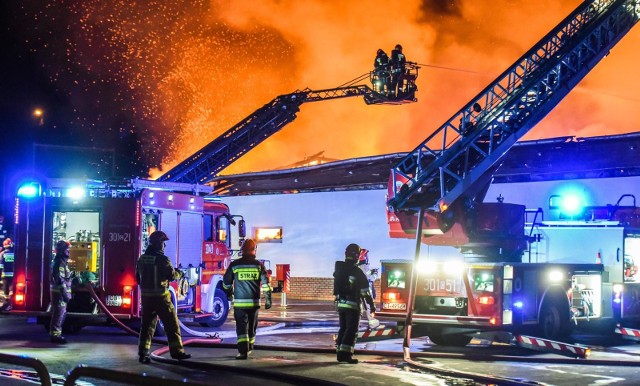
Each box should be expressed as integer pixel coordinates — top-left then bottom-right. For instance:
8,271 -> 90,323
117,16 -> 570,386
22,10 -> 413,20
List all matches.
235,353 -> 248,360
337,352 -> 358,364
171,352 -> 191,361
50,335 -> 67,344
138,354 -> 151,364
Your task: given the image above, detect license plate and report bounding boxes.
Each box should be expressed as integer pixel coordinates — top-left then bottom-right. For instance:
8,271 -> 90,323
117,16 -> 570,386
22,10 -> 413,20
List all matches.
383,302 -> 407,310
105,295 -> 122,307
423,278 -> 461,293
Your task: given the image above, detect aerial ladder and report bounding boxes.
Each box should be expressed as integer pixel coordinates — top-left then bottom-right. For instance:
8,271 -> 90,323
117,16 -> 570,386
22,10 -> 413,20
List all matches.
387,0 -> 640,260
157,65 -> 420,184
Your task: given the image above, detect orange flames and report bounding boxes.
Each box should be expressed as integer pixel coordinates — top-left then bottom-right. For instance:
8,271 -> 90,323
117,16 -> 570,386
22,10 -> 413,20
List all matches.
31,1 -> 640,178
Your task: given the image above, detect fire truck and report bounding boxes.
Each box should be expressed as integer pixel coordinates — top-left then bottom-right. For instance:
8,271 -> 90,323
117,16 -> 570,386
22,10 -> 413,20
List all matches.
7,65 -> 420,330
11,178 -> 245,330
379,0 -> 640,345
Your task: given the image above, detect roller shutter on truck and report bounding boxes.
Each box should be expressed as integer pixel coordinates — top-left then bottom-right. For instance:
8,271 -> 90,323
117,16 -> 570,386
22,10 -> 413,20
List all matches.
178,212 -> 203,268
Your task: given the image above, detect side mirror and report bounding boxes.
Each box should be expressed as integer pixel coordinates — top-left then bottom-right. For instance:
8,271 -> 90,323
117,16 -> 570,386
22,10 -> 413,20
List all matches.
238,219 -> 246,239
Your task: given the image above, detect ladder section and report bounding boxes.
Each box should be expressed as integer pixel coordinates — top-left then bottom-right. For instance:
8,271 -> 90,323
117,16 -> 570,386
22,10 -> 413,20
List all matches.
159,65 -> 419,184
387,0 -> 640,213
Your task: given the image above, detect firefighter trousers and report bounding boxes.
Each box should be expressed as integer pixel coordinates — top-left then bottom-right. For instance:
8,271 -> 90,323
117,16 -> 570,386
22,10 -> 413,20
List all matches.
336,308 -> 360,355
234,307 -> 259,354
49,292 -> 68,337
138,292 -> 185,357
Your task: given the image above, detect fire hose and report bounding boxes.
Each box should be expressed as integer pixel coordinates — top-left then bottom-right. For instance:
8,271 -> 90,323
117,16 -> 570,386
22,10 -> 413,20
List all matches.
86,284 -> 221,343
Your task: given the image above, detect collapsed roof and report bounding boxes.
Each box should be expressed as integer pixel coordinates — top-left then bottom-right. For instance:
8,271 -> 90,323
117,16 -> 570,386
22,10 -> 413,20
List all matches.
210,132 -> 640,197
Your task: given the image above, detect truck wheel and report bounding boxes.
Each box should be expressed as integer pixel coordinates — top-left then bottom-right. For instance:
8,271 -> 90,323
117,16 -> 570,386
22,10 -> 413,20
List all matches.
428,332 -> 472,346
539,302 -> 571,340
199,288 -> 229,328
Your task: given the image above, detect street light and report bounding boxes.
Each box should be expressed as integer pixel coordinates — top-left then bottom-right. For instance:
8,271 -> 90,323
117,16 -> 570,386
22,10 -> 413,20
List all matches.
33,108 -> 44,126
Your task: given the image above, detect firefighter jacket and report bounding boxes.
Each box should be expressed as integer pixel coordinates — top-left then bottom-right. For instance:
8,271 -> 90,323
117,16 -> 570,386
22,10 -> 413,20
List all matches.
390,49 -> 406,71
51,254 -> 72,302
1,250 -> 14,278
334,260 -> 374,311
136,246 -> 180,296
223,254 -> 271,309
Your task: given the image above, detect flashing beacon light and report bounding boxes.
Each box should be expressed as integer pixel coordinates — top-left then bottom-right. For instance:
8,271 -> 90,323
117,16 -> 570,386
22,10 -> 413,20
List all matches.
66,187 -> 86,200
549,185 -> 591,217
560,193 -> 583,215
17,182 -> 41,198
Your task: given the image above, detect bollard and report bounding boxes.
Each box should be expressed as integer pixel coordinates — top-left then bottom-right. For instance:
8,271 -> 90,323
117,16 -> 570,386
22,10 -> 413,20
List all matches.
276,264 -> 290,308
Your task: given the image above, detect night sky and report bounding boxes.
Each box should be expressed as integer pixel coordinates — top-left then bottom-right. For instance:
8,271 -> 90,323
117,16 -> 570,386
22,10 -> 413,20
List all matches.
1,1 -> 639,222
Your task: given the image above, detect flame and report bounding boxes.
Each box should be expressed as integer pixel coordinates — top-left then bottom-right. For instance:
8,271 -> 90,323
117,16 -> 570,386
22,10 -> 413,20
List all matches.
17,1 -> 640,178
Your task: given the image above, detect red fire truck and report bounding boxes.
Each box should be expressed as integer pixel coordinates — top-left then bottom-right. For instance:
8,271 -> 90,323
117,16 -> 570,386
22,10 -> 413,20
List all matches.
382,193 -> 640,345
10,178 -> 245,330
378,0 -> 640,344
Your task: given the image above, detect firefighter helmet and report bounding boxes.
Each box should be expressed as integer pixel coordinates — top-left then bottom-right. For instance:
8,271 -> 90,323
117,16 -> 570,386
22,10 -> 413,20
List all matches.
148,231 -> 169,246
3,238 -> 12,248
241,238 -> 257,256
395,44 -> 403,51
55,239 -> 71,253
377,48 -> 384,55
345,243 -> 361,260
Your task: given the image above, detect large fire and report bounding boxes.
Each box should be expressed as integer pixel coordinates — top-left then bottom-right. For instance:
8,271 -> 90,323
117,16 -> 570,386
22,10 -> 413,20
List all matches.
17,1 -> 640,178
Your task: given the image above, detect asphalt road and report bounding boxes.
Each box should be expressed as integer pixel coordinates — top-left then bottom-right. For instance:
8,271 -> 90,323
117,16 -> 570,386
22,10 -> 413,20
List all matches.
1,299 -> 640,385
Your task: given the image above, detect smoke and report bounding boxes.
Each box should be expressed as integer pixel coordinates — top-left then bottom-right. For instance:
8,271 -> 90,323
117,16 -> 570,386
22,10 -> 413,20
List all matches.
14,1 -> 640,178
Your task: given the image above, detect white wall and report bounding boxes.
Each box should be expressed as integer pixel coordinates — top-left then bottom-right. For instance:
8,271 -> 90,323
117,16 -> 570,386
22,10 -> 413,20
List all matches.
223,175 -> 640,278
223,190 -> 463,278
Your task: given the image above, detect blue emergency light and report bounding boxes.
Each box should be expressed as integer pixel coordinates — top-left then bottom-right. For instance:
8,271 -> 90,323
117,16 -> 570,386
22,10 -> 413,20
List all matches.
17,182 -> 41,198
549,184 -> 592,217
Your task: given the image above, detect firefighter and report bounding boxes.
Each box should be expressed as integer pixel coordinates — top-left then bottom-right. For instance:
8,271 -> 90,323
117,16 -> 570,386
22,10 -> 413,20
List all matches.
223,238 -> 272,360
50,240 -> 72,344
357,248 -> 379,330
390,44 -> 407,96
0,238 -> 15,311
333,243 -> 375,364
373,48 -> 390,94
136,230 -> 191,363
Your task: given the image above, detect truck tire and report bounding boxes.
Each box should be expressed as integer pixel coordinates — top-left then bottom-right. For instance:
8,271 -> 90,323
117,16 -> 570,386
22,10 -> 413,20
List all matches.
199,288 -> 229,328
538,301 -> 572,340
428,332 -> 472,347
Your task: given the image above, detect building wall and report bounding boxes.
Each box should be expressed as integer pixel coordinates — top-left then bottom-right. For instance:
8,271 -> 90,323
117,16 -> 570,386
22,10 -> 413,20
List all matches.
229,176 -> 640,299
270,276 -> 381,302
224,190 -> 462,279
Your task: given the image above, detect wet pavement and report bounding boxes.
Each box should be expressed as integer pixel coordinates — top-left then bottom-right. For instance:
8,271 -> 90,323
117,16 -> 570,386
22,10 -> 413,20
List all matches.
2,294 -> 640,385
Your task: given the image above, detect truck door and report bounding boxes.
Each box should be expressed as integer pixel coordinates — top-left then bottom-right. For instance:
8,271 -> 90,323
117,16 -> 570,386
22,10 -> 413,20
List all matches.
622,232 -> 640,319
51,208 -> 101,313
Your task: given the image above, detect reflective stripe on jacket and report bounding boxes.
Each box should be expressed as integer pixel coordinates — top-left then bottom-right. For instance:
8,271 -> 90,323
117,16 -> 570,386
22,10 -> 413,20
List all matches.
223,255 -> 271,309
136,247 -> 180,296
335,261 -> 372,311
50,254 -> 71,299
0,251 -> 13,278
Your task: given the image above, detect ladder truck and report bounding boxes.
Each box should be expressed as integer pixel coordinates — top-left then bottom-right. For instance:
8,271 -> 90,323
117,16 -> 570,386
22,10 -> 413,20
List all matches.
157,65 -> 419,184
7,66 -> 419,331
378,0 -> 640,345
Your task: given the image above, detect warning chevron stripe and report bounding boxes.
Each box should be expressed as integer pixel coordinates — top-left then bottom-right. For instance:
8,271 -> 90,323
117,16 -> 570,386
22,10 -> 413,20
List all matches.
615,326 -> 640,340
515,335 -> 590,359
357,328 -> 397,339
